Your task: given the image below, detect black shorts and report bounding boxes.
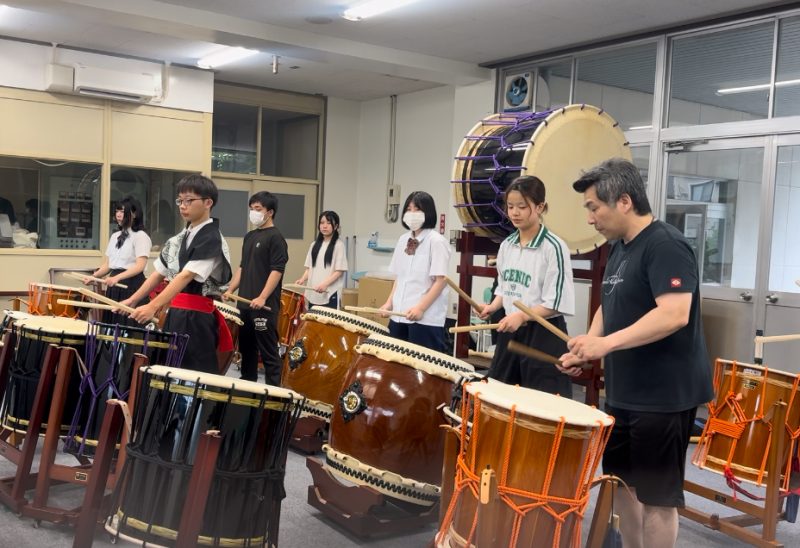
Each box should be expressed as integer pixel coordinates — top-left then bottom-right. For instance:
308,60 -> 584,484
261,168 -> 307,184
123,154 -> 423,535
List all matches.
602,404 -> 697,507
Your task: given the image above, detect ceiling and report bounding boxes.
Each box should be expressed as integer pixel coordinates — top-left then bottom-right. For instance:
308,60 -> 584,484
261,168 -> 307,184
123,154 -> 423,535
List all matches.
1,0 -> 796,101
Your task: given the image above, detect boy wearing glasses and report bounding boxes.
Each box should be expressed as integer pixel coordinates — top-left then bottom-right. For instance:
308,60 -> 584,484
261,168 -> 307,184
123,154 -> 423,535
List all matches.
125,174 -> 233,373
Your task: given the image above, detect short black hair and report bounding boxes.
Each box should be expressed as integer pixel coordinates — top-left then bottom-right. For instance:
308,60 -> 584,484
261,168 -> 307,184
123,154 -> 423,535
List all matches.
249,191 -> 278,217
573,158 -> 652,215
401,191 -> 437,230
176,174 -> 218,208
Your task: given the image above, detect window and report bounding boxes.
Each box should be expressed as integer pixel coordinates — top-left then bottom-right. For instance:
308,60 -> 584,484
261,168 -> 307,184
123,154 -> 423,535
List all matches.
669,23 -> 774,126
212,102 -> 258,174
260,109 -> 320,179
110,167 -> 197,250
533,60 -> 571,111
574,43 -> 657,130
774,16 -> 800,118
0,157 -> 101,250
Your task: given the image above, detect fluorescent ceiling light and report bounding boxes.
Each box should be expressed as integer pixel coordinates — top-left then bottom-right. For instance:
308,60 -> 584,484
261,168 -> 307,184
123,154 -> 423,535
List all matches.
197,47 -> 258,69
343,0 -> 419,21
628,125 -> 653,130
716,79 -> 800,95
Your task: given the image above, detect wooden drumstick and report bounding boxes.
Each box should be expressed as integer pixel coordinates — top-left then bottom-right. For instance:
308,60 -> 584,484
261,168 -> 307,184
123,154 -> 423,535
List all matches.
344,305 -> 408,318
445,277 -> 484,314
63,271 -> 128,289
507,340 -> 563,366
284,283 -> 313,291
57,298 -> 115,311
449,323 -> 501,334
221,293 -> 271,311
77,287 -> 157,326
512,300 -> 570,343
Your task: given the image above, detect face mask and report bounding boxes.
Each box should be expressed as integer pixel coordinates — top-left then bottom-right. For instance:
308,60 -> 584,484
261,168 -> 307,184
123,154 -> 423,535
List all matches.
403,211 -> 425,231
249,210 -> 266,226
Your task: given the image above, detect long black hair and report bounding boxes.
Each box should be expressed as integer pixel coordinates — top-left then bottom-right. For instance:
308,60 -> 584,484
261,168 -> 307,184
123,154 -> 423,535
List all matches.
310,210 -> 340,268
115,196 -> 145,248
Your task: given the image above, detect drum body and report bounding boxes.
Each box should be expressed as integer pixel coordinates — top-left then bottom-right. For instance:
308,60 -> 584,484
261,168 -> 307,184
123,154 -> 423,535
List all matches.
325,334 -> 475,506
65,323 -> 188,456
28,282 -> 86,318
1,316 -> 88,433
214,300 -> 243,374
277,288 -> 305,347
106,366 -> 302,547
438,380 -> 613,548
693,359 -> 800,487
452,105 -> 630,252
282,306 -> 389,420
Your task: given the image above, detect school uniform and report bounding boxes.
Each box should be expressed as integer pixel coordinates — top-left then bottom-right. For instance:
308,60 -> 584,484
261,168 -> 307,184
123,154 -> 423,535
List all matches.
303,238 -> 347,308
387,228 -> 450,352
103,229 -> 151,324
486,224 -> 575,396
154,218 -> 233,373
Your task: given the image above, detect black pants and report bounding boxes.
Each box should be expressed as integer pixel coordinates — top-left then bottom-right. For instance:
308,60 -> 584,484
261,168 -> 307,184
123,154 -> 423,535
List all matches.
239,308 -> 281,385
104,270 -> 146,325
164,308 -> 217,373
486,317 -> 572,397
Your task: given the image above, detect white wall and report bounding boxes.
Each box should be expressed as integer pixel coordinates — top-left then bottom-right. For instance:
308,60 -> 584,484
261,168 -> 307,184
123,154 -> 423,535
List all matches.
0,38 -> 213,113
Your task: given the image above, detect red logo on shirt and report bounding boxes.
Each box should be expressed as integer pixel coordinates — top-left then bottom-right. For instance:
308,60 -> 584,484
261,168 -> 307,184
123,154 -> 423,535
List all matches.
670,278 -> 682,288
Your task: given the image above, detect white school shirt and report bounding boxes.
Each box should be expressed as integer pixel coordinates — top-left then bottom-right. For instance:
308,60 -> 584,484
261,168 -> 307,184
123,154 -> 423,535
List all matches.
154,218 -> 223,283
389,229 -> 450,326
495,225 -> 575,317
304,238 -> 348,305
106,230 -> 152,270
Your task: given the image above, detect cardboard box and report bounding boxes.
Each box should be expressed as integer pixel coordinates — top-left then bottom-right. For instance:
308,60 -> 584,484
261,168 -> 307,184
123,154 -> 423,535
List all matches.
356,276 -> 395,327
341,288 -> 358,309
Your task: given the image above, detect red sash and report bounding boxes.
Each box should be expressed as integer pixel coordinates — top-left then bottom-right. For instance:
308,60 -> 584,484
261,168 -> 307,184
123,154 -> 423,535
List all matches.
170,293 -> 233,353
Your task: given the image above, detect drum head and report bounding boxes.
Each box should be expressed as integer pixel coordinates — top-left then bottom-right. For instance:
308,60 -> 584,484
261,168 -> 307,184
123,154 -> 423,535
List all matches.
466,378 -> 613,427
357,333 -> 475,382
142,365 -> 301,401
453,105 -> 631,253
14,315 -> 89,335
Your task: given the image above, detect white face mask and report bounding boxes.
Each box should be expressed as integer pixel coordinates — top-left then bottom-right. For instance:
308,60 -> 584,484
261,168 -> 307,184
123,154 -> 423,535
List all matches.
249,210 -> 266,226
403,211 -> 425,231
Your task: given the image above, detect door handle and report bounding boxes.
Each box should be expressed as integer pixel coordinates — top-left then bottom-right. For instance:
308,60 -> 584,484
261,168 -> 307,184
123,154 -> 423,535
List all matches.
739,291 -> 752,302
765,293 -> 778,304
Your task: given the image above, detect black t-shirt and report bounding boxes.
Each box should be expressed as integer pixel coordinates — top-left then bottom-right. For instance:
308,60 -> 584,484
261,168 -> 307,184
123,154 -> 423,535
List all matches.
602,220 -> 714,412
238,227 -> 288,314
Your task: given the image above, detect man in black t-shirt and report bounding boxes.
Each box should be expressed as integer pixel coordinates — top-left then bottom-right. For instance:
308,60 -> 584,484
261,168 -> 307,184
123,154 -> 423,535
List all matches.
559,158 -> 713,548
225,191 -> 288,384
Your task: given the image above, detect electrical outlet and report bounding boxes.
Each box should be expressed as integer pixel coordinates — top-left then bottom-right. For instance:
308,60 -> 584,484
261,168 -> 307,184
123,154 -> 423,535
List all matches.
451,302 -> 458,315
387,185 -> 401,206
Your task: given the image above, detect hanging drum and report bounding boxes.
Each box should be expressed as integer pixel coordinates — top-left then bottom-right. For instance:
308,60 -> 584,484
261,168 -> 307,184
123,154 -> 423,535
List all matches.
452,104 -> 631,252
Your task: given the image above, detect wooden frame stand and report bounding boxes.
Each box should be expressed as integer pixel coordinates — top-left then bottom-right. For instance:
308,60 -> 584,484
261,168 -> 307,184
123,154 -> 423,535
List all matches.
307,456 -> 439,538
289,415 -> 327,454
679,400 -> 789,547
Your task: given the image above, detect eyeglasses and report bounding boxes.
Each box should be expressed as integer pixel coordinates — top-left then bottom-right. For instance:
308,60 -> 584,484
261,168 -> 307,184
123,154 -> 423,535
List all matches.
175,197 -> 204,206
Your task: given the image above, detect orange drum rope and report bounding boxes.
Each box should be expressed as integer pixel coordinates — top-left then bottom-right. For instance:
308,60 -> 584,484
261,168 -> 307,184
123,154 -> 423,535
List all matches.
436,386 -> 611,548
695,359 -> 800,498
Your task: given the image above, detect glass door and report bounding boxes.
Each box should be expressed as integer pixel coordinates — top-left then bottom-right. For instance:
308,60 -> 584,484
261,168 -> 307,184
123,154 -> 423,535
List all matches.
662,138 -> 767,362
761,135 -> 800,372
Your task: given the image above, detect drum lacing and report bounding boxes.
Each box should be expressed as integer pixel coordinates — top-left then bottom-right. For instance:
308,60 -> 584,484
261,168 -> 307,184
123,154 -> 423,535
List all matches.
436,386 -> 612,548
361,336 -> 473,375
323,455 -> 439,504
305,307 -> 388,335
693,359 -> 800,499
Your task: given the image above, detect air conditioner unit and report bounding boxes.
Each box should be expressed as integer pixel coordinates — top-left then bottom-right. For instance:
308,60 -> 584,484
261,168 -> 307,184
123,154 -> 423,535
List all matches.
73,65 -> 160,103
502,72 -> 533,112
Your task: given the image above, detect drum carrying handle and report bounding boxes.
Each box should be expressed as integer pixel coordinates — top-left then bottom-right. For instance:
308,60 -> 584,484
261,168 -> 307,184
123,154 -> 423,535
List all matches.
106,399 -> 133,437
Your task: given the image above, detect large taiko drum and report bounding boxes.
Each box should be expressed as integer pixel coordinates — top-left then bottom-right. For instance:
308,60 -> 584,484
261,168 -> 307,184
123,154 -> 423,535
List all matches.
693,359 -> 800,489
282,306 -> 389,421
105,365 -> 303,547
437,380 -> 613,548
452,105 -> 630,251
65,322 -> 188,457
214,299 -> 243,374
324,334 -> 475,507
0,315 -> 88,434
277,288 -> 305,347
28,282 -> 87,318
